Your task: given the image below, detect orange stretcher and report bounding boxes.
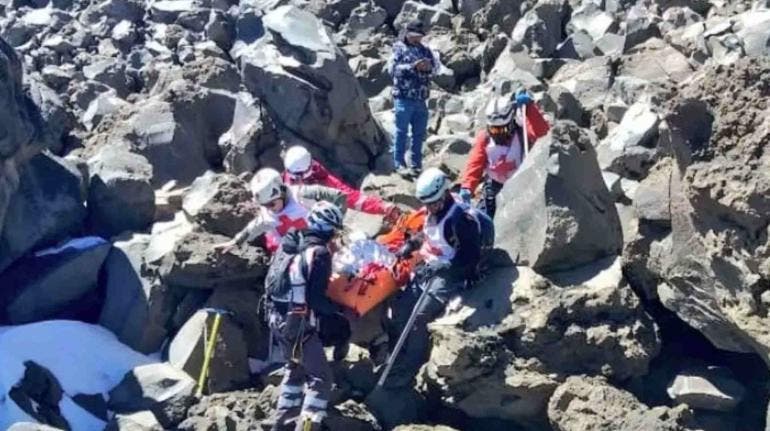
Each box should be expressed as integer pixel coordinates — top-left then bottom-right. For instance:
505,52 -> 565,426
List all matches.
327,210 -> 426,317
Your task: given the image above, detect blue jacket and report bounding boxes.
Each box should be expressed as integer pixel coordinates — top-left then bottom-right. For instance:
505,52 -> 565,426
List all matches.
389,37 -> 435,101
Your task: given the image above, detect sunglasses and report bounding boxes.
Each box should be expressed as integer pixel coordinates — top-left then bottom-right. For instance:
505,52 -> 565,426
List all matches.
288,170 -> 311,181
488,125 -> 510,135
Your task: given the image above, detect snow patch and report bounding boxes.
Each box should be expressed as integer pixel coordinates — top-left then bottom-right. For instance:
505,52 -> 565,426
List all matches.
0,321 -> 155,430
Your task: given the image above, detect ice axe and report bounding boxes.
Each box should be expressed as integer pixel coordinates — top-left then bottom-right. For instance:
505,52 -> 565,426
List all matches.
195,307 -> 234,397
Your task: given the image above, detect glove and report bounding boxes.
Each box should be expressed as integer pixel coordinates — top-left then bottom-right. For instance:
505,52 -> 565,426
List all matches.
396,233 -> 424,259
459,188 -> 472,204
393,259 -> 412,286
383,204 -> 402,225
515,90 -> 532,107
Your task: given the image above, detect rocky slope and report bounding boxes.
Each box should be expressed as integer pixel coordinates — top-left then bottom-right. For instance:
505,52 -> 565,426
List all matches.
0,0 -> 769,430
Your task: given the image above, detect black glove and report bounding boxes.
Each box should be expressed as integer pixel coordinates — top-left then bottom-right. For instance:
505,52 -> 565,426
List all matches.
396,233 -> 424,259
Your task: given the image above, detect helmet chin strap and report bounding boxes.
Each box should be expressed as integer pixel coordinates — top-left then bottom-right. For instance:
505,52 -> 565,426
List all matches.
490,133 -> 513,146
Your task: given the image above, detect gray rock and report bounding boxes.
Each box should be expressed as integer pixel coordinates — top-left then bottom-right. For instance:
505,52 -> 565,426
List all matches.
556,31 -> 595,59
149,0 -> 195,23
87,91 -> 230,186
349,55 -> 390,97
177,391 -> 268,431
550,56 -> 614,113
624,5 -> 662,50
667,367 -> 746,412
217,93 -> 278,176
206,9 -> 235,52
182,172 -> 255,237
361,172 -> 421,209
144,211 -> 194,265
393,1 -> 453,31
480,31 -> 509,74
511,0 -> 568,58
112,20 -> 139,50
619,38 -> 694,83
542,84 -> 588,126
0,36 -> 37,161
548,376 -> 693,431
301,0 -> 360,27
0,153 -> 85,273
734,10 -> 770,58
205,285 -> 268,360
82,92 -> 129,131
83,57 -> 133,97
342,2 -> 387,42
82,0 -> 145,23
99,234 -> 176,354
158,231 -> 268,289
494,121 -> 622,273
105,411 -> 164,431
594,33 -> 626,56
424,258 -> 659,422
168,309 -> 251,394
660,7 -> 703,35
24,75 -> 75,155
428,30 -> 482,87
423,134 -> 473,178
659,58 -> 770,357
0,237 -> 110,324
372,0 -> 406,20
238,6 -> 388,183
326,400 -> 382,431
633,158 -> 672,224
86,147 -> 155,237
569,3 -> 618,41
461,0 -> 522,36
596,102 -> 660,178
109,363 -> 196,429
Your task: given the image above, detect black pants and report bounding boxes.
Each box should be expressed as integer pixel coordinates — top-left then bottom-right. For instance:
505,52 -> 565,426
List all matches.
477,177 -> 504,219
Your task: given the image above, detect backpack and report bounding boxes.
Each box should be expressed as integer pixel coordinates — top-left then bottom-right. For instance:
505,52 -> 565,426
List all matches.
455,201 -> 495,250
264,232 -> 310,302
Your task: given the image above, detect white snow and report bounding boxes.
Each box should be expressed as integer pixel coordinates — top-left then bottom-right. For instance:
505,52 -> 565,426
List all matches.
0,320 -> 156,431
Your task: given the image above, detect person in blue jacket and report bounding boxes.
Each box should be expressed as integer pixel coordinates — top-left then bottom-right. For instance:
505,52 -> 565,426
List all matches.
388,20 -> 436,177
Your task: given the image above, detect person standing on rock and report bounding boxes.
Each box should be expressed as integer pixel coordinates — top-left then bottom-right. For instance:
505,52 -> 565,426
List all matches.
459,92 -> 550,218
388,20 -> 436,178
282,145 -> 401,223
214,168 -> 346,254
375,169 -> 481,395
266,202 -> 345,431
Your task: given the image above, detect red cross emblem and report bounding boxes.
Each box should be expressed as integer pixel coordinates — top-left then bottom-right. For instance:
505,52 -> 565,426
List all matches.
276,215 -> 307,235
489,155 -> 517,179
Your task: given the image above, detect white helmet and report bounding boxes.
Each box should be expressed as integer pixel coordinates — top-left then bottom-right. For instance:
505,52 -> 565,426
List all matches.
283,145 -> 312,176
485,96 -> 515,127
307,201 -> 344,233
415,168 -> 450,204
250,168 -> 284,205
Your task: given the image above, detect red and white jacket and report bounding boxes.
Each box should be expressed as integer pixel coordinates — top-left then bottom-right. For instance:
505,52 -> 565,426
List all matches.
460,104 -> 550,192
283,160 -> 389,215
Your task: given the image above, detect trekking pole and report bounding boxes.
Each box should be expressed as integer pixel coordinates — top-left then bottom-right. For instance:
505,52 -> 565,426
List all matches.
196,307 -> 234,397
376,281 -> 433,388
521,103 -> 529,159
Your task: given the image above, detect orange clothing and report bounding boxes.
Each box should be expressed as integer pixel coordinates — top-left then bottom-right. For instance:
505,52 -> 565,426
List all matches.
460,104 -> 550,192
